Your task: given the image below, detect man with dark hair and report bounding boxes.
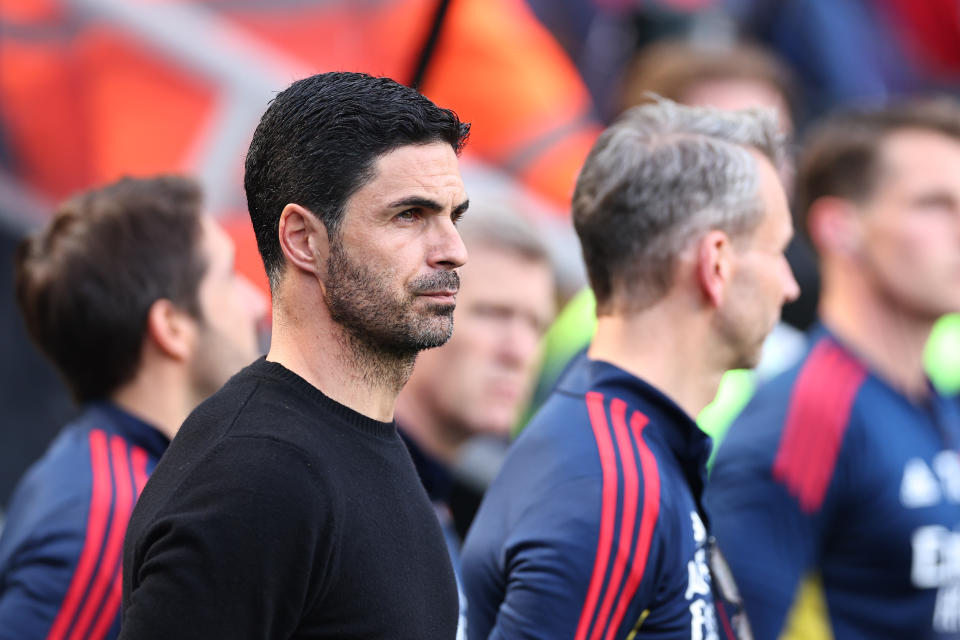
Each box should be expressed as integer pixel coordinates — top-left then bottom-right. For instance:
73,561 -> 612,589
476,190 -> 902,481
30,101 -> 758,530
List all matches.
122,72 -> 471,639
461,99 -> 798,639
0,175 -> 265,640
707,100 -> 960,639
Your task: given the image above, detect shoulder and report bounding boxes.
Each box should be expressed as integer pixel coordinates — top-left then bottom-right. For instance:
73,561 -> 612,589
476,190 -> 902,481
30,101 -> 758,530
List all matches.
3,417 -> 145,534
713,338 -> 868,514
494,389 -> 671,561
180,361 -> 366,458
159,432 -> 335,515
0,421 -> 145,625
126,432 -> 341,577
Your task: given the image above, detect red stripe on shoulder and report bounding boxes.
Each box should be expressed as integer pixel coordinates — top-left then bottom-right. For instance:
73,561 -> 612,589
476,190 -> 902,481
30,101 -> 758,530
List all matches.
589,398 -> 639,640
605,410 -> 658,640
575,392 -> 620,640
68,435 -> 135,640
46,430 -> 112,640
772,339 -> 867,513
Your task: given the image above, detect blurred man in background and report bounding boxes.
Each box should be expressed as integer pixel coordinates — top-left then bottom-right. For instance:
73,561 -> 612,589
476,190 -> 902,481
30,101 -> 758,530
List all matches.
463,99 -> 798,639
707,99 -> 960,639
397,203 -> 555,632
0,175 -> 265,640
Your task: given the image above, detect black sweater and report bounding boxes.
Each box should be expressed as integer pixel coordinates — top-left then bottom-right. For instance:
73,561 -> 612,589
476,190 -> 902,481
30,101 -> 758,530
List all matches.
121,358 -> 459,639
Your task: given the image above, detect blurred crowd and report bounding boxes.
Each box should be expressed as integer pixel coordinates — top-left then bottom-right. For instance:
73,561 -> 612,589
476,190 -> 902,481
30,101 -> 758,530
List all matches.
1,1 -> 960,639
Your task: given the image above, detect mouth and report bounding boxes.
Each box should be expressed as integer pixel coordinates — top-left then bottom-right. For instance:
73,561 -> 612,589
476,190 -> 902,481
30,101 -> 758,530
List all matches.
417,290 -> 458,304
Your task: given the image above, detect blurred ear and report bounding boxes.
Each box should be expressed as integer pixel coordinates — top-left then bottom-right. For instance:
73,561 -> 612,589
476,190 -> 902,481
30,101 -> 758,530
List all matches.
696,229 -> 734,308
145,299 -> 196,361
807,196 -> 861,256
278,204 -> 330,280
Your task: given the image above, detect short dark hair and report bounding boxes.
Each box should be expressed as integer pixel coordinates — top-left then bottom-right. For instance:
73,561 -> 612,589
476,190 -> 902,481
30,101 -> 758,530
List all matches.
795,98 -> 960,235
15,175 -> 207,402
244,72 -> 470,288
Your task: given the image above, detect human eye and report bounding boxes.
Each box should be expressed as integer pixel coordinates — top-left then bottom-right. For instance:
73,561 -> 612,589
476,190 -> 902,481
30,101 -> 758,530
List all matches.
912,192 -> 957,217
395,208 -> 420,223
451,209 -> 466,225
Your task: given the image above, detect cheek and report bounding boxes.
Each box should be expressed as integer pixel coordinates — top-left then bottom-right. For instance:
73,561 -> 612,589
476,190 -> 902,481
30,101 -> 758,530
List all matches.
873,223 -> 946,281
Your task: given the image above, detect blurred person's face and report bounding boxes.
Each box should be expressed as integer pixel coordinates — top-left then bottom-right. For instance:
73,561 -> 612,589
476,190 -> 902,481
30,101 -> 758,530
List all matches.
189,216 -> 268,398
323,142 -> 469,355
854,129 -> 960,320
716,152 -> 799,369
410,243 -> 555,438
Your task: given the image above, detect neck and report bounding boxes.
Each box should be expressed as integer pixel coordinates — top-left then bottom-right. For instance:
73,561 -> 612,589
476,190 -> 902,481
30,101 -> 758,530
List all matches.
267,296 -> 412,423
394,393 -> 466,465
820,262 -> 935,400
110,365 -> 192,441
588,304 -> 723,419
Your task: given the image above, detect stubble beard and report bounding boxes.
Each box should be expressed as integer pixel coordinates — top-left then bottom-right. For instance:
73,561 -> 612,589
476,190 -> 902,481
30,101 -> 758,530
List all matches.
324,241 -> 460,392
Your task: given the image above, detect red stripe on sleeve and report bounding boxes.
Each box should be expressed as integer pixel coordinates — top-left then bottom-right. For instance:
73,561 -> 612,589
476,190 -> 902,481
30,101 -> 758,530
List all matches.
67,436 -> 135,640
88,566 -> 123,640
588,398 -> 639,640
604,410 -> 658,640
574,392 -> 620,640
46,430 -> 113,640
95,447 -> 149,640
130,446 -> 149,497
772,340 -> 866,513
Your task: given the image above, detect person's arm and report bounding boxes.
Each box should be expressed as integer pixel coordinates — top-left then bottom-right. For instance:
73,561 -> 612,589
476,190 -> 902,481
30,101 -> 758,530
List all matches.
465,474 -> 663,640
0,504 -> 90,640
120,437 -> 334,640
1,436 -> 143,640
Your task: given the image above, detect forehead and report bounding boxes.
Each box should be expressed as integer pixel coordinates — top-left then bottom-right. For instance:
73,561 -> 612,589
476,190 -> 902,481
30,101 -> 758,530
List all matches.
460,243 -> 552,288
458,243 -> 553,310
876,129 -> 960,191
683,79 -> 793,134
199,216 -> 233,261
750,150 -> 792,239
353,142 -> 465,206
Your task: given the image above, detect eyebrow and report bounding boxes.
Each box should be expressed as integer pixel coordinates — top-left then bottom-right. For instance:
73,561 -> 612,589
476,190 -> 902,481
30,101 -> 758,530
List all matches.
912,191 -> 957,208
387,196 -> 470,216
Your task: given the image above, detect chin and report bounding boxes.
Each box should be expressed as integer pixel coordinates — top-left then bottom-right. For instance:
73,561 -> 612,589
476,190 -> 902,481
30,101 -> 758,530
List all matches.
467,414 -> 514,439
730,344 -> 764,372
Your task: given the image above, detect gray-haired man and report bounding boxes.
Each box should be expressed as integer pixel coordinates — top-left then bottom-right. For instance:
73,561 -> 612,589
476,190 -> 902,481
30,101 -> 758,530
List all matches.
461,99 -> 798,640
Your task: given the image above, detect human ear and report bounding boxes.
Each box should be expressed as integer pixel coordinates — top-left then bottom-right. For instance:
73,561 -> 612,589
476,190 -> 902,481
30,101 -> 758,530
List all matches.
696,230 -> 732,308
277,204 -> 330,278
145,299 -> 196,361
807,197 -> 861,256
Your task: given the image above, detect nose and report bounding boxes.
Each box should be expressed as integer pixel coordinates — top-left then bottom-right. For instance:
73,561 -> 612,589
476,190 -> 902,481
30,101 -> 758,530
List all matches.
240,275 -> 269,323
429,218 -> 468,270
782,257 -> 801,304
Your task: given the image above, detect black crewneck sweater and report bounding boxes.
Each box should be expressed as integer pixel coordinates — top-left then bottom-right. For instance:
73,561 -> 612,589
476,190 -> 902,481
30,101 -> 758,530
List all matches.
121,358 -> 458,639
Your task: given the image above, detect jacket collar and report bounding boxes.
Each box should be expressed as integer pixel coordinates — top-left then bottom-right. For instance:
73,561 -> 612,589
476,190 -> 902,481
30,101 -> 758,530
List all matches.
83,401 -> 170,459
